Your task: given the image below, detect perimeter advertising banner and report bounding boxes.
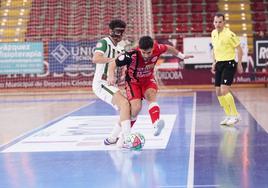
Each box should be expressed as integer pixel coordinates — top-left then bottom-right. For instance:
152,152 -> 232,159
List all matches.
48,41 -> 96,74
0,39 -> 267,90
0,41 -> 96,89
183,37 -> 249,64
0,42 -> 43,74
254,37 -> 268,67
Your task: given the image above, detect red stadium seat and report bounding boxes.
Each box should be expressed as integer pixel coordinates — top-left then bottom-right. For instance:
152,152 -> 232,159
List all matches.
251,2 -> 265,11
175,4 -> 188,13
161,14 -> 174,23
153,15 -> 160,24
191,23 -> 203,33
152,6 -> 161,14
191,14 -> 203,23
254,22 -> 267,32
191,4 -> 203,12
176,24 -> 189,33
204,0 -> 218,2
162,4 -> 174,14
252,13 -> 266,22
163,0 -> 173,4
205,23 -> 214,32
190,0 -> 203,3
161,24 -> 174,33
176,0 -> 188,3
154,25 -> 159,34
205,4 -> 218,12
206,13 -> 215,23
152,0 -> 160,4
176,15 -> 188,23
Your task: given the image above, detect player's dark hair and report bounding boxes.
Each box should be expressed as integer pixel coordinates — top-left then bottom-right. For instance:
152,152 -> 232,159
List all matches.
215,12 -> 225,21
139,36 -> 154,50
109,19 -> 126,29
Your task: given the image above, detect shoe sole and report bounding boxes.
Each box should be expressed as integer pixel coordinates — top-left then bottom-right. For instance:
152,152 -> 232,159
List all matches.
154,120 -> 165,136
104,137 -> 119,145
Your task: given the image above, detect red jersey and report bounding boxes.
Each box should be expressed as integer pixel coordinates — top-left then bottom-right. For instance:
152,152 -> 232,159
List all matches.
126,42 -> 167,82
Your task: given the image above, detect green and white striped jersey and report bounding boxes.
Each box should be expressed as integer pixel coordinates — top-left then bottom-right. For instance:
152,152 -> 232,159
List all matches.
93,37 -> 124,82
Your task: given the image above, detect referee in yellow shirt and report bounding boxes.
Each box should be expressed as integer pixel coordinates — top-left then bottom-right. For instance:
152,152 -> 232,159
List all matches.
211,13 -> 243,126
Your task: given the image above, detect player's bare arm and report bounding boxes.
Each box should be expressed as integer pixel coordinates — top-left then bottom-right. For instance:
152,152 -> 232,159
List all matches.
107,61 -> 117,85
92,51 -> 115,64
211,50 -> 216,74
236,45 -> 243,74
166,45 -> 194,59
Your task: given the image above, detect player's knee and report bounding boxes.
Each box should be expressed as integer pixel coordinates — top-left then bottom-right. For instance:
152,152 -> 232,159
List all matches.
131,105 -> 142,117
119,98 -> 130,110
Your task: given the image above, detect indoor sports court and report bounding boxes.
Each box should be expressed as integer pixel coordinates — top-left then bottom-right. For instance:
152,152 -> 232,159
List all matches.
0,89 -> 268,188
0,0 -> 268,187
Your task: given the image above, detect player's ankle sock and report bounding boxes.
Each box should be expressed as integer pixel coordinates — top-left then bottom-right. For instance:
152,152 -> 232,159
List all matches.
121,120 -> 131,140
110,123 -> 121,139
224,92 -> 239,116
148,102 -> 160,124
217,95 -> 231,116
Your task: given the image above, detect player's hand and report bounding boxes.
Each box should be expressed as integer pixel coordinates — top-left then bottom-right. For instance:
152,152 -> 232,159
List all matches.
237,62 -> 243,74
211,62 -> 216,74
107,74 -> 116,85
183,55 -> 194,59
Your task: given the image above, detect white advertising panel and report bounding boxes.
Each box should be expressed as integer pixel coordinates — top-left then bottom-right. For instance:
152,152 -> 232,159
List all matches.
183,37 -> 248,64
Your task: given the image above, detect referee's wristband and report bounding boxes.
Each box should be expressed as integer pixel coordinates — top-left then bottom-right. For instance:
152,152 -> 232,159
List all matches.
177,52 -> 186,59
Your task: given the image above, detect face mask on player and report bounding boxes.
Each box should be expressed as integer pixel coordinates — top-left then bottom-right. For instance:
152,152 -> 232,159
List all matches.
110,28 -> 125,38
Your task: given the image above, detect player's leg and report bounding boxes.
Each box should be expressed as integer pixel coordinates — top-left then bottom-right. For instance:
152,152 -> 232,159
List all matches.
215,62 -> 231,125
125,81 -> 143,127
220,61 -> 240,125
129,99 -> 142,127
93,81 -> 131,145
112,91 -> 131,143
143,80 -> 164,136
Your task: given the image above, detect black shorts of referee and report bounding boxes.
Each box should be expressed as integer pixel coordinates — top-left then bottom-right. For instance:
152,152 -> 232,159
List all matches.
214,60 -> 237,87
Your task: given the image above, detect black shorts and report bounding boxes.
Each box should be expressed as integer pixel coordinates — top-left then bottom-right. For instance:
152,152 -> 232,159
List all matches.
214,60 -> 237,87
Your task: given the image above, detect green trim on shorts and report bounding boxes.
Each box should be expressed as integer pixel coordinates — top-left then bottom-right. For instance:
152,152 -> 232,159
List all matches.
101,84 -> 115,95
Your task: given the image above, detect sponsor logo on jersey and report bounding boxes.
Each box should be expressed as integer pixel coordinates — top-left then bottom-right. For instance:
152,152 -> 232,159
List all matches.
151,56 -> 158,63
96,42 -> 103,48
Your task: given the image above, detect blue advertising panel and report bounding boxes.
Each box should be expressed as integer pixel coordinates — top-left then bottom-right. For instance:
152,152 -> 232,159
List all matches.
0,42 -> 43,74
48,41 -> 96,73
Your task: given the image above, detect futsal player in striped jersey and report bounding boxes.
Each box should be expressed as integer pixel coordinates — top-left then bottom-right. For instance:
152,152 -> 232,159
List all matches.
92,19 -> 131,148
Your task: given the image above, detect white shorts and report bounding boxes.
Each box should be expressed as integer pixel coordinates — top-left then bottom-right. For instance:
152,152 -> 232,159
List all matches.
92,80 -> 120,110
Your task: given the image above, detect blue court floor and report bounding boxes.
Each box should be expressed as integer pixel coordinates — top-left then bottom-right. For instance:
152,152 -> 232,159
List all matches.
0,91 -> 267,188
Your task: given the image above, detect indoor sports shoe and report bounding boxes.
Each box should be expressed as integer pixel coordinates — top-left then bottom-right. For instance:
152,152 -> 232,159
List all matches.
104,137 -> 119,145
153,119 -> 165,136
116,136 -> 131,149
220,116 -> 230,125
226,115 -> 241,126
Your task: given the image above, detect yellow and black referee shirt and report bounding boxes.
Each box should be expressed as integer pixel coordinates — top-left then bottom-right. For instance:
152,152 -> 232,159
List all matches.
211,27 -> 240,61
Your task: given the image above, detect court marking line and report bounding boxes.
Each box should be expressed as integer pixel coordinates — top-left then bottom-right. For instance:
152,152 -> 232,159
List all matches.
2,114 -> 177,152
187,92 -> 197,188
0,100 -> 96,151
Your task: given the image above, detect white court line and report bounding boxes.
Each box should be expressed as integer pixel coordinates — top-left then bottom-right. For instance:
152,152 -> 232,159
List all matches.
187,92 -> 197,188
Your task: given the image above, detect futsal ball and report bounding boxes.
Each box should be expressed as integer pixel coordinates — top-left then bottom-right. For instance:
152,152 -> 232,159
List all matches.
126,132 -> 145,151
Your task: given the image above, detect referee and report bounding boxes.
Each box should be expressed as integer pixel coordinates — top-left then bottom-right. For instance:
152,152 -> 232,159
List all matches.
211,13 -> 243,126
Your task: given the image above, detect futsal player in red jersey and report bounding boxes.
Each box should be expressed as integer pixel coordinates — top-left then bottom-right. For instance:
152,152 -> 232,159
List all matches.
107,36 -> 194,137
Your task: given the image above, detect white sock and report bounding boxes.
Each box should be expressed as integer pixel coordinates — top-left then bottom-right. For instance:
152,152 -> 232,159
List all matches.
110,123 -> 121,139
121,120 -> 131,140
